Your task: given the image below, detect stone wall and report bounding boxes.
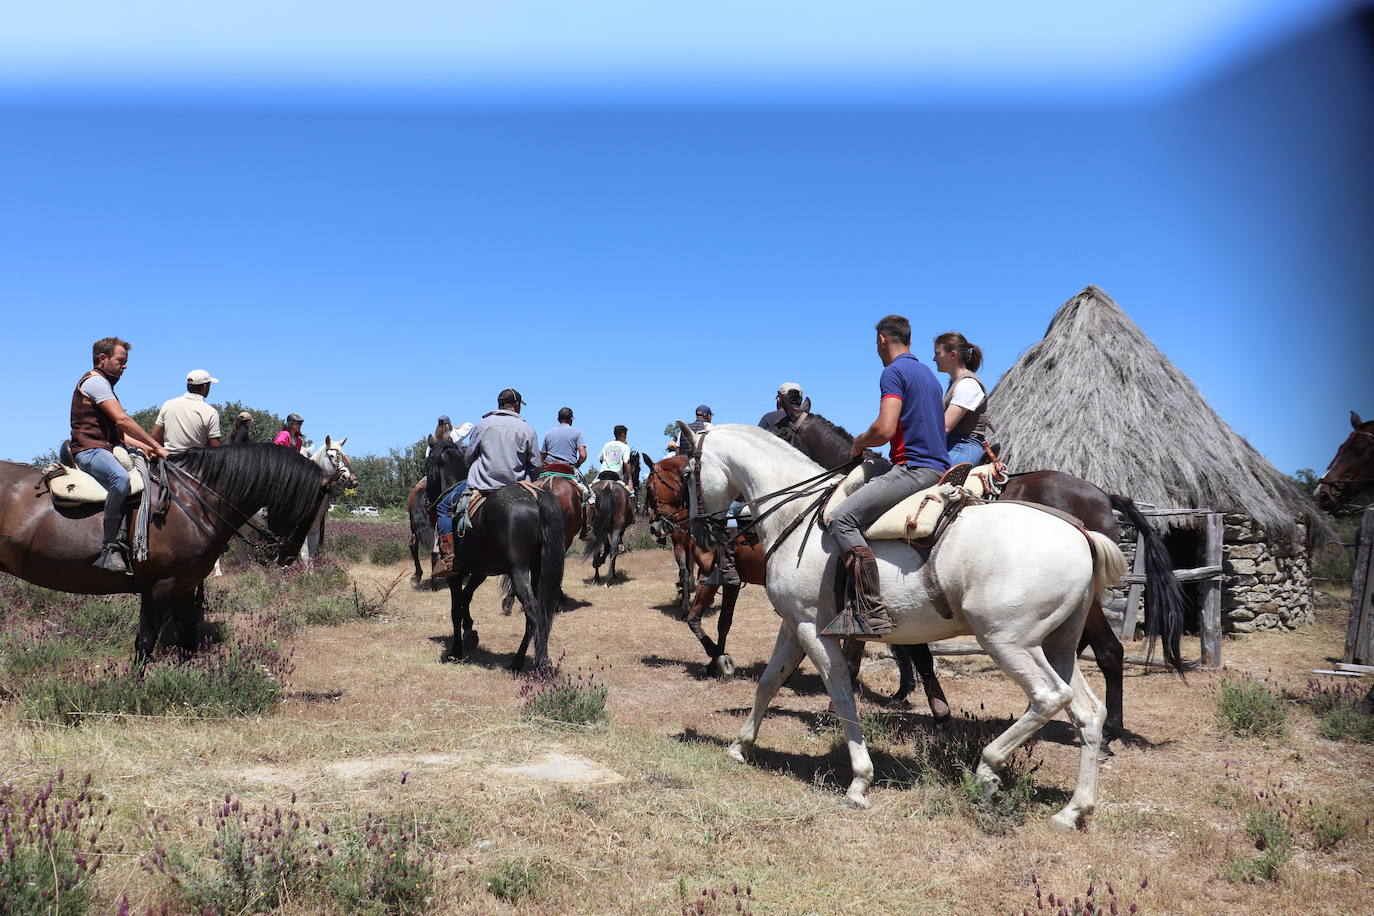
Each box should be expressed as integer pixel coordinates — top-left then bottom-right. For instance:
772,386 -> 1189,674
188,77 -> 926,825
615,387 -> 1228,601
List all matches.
1221,514 -> 1312,633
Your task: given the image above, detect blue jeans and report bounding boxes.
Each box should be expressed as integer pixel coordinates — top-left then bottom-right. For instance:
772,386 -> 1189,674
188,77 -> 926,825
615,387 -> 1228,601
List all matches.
74,447 -> 129,497
946,437 -> 985,467
435,481 -> 468,537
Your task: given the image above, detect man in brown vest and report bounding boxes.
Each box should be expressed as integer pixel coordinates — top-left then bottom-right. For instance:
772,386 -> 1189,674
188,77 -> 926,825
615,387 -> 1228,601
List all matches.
71,337 -> 169,573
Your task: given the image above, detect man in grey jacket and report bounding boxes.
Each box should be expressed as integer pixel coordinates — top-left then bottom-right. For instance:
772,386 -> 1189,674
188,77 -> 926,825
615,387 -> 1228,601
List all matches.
432,388 -> 539,579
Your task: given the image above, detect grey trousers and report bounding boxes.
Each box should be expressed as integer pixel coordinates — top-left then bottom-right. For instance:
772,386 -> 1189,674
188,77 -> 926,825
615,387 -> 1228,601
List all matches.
829,464 -> 942,554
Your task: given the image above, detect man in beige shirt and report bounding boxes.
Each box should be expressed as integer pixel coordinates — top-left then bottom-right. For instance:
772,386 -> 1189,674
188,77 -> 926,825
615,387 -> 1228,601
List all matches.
152,369 -> 223,454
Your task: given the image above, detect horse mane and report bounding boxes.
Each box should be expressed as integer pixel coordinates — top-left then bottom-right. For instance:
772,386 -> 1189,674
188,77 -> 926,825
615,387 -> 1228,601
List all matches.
804,412 -> 857,447
172,443 -> 325,534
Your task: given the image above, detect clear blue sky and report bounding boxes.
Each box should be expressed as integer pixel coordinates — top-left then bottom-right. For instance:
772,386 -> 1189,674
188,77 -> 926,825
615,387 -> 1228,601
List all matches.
2,3 -> 1371,478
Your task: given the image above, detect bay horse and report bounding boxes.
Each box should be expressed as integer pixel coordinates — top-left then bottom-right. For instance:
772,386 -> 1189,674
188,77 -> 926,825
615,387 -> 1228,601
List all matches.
426,439 -> 564,670
0,443 -> 334,661
406,477 -> 437,589
773,402 -> 1189,740
584,453 -> 640,586
682,423 -> 1123,826
643,453 -> 757,677
1315,411 -> 1374,512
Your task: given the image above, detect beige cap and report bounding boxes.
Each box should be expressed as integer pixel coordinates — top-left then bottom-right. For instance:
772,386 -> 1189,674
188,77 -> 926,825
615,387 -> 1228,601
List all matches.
777,382 -> 802,397
187,369 -> 219,385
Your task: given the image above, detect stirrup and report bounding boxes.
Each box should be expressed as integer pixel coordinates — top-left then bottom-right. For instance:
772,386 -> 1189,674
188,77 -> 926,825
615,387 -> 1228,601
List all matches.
821,608 -> 891,639
94,543 -> 131,575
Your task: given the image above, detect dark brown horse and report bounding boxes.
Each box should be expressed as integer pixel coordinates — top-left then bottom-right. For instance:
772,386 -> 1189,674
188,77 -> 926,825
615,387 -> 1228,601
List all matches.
534,473 -> 585,550
0,444 -> 334,661
774,403 -> 1190,740
584,454 -> 640,586
406,477 -> 438,589
643,453 -> 757,677
1315,411 -> 1374,513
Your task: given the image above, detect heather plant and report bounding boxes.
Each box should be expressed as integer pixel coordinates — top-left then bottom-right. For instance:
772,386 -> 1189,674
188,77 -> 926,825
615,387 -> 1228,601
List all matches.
369,538 -> 410,566
143,795 -> 437,916
1219,763 -> 1363,878
680,881 -> 754,915
1216,675 -> 1288,738
1015,872 -> 1148,916
1299,679 -> 1374,743
0,771 -> 111,916
0,581 -> 137,685
519,656 -> 609,727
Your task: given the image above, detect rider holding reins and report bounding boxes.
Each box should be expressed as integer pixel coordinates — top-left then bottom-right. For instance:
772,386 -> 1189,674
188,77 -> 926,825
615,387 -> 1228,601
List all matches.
70,337 -> 170,573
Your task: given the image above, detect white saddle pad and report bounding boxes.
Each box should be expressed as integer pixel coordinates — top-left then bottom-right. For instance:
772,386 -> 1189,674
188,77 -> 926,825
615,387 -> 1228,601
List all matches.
47,446 -> 146,505
824,461 -> 1006,542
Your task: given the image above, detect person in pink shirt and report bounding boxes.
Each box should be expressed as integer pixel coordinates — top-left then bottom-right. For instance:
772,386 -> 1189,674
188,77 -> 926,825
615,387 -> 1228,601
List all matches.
274,413 -> 304,450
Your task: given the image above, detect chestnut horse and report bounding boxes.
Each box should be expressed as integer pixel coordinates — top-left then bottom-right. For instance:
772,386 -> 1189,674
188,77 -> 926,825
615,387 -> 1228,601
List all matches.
406,477 -> 437,589
1315,411 -> 1374,513
584,453 -> 640,586
0,444 -> 333,661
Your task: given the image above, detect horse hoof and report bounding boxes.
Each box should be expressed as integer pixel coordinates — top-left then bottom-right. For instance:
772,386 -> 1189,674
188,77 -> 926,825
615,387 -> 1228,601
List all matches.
726,742 -> 749,764
843,790 -> 871,810
463,629 -> 479,651
1049,810 -> 1083,832
714,655 -> 736,678
439,652 -> 460,665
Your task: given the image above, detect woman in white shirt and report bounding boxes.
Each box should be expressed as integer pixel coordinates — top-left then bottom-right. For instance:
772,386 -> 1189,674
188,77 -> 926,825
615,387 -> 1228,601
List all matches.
933,332 -> 990,466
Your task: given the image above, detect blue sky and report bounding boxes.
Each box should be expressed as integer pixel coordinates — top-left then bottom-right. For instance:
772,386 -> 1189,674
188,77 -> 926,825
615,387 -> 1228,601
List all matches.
2,3 -> 1371,479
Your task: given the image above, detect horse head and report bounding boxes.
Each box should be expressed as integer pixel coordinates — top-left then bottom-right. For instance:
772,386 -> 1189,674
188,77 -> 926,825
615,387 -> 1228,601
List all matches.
1316,411 -> 1374,512
426,436 -> 469,506
644,453 -> 689,540
317,435 -> 359,490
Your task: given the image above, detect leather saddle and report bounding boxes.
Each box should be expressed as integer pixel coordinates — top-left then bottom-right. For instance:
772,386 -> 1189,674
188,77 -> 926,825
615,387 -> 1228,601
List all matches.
41,441 -> 146,507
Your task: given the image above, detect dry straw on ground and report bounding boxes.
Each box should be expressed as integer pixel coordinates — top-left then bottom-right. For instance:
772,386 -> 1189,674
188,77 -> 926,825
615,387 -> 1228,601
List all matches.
2,551 -> 1371,914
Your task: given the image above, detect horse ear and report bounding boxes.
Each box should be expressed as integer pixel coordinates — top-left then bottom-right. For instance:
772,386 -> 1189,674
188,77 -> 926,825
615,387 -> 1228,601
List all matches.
325,435 -> 333,448
337,437 -> 347,448
676,420 -> 697,451
643,454 -> 655,471
1353,411 -> 1364,429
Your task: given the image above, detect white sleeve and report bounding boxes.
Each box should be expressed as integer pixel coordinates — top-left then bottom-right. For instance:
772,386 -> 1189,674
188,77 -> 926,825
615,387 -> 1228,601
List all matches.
80,376 -> 117,405
949,378 -> 985,411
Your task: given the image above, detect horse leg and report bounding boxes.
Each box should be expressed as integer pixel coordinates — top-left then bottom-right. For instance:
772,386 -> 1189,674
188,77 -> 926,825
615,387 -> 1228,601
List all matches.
973,639 -> 1075,803
911,644 -> 951,723
171,588 -> 204,654
890,644 -> 918,705
134,593 -> 165,667
729,621 -> 805,764
409,535 -> 423,589
685,582 -> 723,668
1054,662 -> 1107,830
798,626 -> 874,809
1079,599 -> 1124,744
713,584 -> 738,677
606,524 -> 624,586
508,568 -> 539,672
442,574 -> 482,663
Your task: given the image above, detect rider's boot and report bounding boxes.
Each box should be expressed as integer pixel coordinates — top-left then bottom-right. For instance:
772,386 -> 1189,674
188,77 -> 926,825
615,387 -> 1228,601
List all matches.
93,489 -> 131,574
702,536 -> 742,587
431,534 -> 458,581
821,545 -> 892,639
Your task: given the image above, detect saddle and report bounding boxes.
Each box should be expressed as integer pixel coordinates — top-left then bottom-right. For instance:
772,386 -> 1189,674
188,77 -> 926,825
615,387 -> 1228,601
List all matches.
41,443 -> 146,508
824,460 -> 1008,547
453,481 -> 543,537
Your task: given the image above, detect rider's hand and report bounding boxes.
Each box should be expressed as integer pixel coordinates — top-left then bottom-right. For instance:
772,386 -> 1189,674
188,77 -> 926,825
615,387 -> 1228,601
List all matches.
850,441 -> 865,457
154,444 -> 171,460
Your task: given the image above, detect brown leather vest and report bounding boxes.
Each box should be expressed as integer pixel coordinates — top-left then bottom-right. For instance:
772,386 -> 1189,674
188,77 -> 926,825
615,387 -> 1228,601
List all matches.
943,372 -> 990,442
70,369 -> 123,453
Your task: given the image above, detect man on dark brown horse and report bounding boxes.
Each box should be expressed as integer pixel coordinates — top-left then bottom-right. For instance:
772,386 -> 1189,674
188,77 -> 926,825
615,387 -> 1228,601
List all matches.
70,336 -> 170,574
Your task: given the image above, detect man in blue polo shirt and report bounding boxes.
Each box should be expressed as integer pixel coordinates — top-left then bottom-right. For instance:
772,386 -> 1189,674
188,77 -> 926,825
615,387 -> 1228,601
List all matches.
824,314 -> 950,638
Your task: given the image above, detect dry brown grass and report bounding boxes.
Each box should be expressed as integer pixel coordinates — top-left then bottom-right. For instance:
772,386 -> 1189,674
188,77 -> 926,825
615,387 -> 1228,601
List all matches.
3,553 -> 1372,915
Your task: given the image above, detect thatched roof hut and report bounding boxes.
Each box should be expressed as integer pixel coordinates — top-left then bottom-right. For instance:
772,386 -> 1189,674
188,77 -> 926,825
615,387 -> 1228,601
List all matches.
990,286 -> 1323,543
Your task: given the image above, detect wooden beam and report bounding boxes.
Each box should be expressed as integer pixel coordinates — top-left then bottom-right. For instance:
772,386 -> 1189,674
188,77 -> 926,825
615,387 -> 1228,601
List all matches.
1119,566 -> 1222,586
1137,508 -> 1215,517
1345,508 -> 1374,665
1200,512 -> 1223,669
1337,662 -> 1374,674
1119,526 -> 1148,639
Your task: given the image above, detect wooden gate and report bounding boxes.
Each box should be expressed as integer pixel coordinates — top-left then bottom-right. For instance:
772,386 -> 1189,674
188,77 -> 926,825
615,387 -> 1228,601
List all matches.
1117,506 -> 1224,669
1343,507 -> 1374,665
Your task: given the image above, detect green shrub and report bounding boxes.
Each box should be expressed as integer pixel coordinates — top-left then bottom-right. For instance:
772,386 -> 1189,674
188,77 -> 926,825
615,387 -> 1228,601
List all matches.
369,539 -> 409,566
520,662 -> 609,728
485,859 -> 545,903
1318,703 -> 1374,743
1227,810 -> 1294,883
1217,676 -> 1288,738
332,530 -> 367,562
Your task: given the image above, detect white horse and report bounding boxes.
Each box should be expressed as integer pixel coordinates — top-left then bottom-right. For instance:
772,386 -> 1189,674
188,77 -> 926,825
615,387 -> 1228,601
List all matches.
237,436 -> 357,567
679,423 -> 1125,829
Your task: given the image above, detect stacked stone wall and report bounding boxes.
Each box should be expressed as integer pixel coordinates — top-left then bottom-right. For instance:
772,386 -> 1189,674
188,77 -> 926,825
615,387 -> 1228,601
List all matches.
1221,514 -> 1312,633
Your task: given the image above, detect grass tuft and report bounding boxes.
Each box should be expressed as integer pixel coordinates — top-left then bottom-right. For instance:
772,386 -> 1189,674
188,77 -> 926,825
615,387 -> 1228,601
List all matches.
1216,675 -> 1288,738
519,656 -> 609,728
484,858 -> 545,903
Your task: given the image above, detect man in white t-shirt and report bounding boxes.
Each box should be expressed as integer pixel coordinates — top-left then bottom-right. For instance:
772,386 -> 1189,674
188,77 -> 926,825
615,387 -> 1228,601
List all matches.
597,425 -> 632,481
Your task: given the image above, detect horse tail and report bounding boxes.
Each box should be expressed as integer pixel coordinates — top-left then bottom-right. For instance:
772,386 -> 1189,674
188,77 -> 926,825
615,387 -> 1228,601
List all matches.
1109,495 -> 1190,675
1085,530 -> 1127,602
536,490 -> 566,626
409,484 -> 434,555
582,485 -> 614,561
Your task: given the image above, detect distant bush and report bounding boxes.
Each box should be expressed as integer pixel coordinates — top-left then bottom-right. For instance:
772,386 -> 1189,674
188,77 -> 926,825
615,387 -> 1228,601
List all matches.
370,539 -> 409,566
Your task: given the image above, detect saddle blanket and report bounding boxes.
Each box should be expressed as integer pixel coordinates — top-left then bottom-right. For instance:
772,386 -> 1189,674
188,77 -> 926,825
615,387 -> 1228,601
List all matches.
823,461 -> 1007,543
44,446 -> 146,505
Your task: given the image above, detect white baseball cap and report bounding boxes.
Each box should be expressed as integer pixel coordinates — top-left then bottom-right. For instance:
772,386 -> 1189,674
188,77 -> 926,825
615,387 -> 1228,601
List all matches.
186,369 -> 219,385
777,382 -> 803,397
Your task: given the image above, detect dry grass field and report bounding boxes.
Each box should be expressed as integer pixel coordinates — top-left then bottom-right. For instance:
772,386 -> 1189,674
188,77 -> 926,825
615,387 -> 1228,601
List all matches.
3,542 -> 1372,915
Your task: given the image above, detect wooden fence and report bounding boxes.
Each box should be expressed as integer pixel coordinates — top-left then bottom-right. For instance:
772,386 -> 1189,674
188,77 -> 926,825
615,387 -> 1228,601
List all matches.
1343,507 -> 1374,665
1118,506 -> 1223,668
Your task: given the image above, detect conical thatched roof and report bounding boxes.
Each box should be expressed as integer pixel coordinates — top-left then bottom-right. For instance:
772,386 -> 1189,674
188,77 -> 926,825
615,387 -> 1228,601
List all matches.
990,286 -> 1324,542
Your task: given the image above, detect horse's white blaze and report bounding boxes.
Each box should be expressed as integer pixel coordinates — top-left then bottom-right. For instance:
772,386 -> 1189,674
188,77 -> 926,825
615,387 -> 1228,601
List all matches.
688,423 -> 1117,828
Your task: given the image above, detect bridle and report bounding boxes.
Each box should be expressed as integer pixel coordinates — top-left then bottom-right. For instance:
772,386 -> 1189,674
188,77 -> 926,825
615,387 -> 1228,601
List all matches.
321,446 -> 357,490
1316,429 -> 1374,494
646,462 -> 691,536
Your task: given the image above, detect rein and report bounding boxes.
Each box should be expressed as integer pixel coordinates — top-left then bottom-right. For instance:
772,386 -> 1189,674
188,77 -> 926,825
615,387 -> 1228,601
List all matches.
158,458 -> 286,552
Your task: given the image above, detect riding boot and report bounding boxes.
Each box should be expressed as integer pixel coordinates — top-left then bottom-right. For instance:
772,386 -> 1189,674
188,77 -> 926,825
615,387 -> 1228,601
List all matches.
702,535 -> 742,587
431,534 -> 458,580
821,545 -> 892,639
94,489 -> 131,574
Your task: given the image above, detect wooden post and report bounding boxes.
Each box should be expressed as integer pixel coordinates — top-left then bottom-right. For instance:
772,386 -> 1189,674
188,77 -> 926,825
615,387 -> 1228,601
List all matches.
1199,512 -> 1223,668
1119,526 -> 1148,639
1344,507 -> 1374,665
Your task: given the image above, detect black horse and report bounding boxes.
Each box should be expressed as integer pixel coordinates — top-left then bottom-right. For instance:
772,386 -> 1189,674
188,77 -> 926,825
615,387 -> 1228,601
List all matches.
426,439 -> 565,671
772,399 -> 1189,741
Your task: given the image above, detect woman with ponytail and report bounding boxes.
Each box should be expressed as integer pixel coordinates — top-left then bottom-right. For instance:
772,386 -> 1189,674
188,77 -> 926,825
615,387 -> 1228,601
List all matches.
933,332 -> 990,466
